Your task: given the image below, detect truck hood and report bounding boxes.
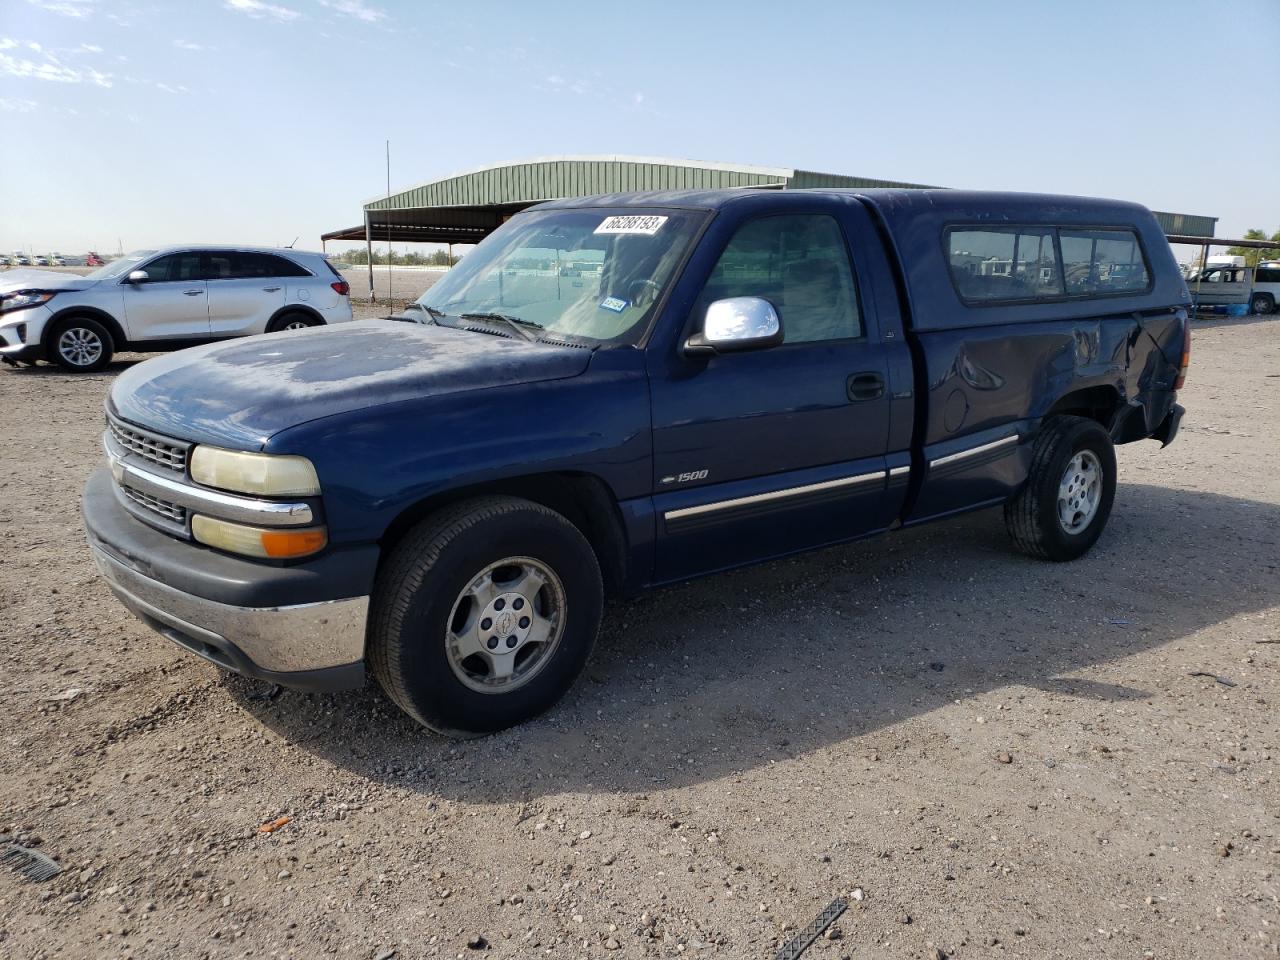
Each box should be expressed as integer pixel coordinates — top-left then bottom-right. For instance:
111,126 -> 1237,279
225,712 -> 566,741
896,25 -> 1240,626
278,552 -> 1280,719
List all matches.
0,269 -> 96,293
109,320 -> 593,449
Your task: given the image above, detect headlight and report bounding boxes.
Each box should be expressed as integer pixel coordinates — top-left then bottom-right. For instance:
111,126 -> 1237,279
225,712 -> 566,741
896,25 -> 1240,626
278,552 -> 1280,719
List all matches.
192,516 -> 327,559
189,446 -> 320,497
0,291 -> 57,314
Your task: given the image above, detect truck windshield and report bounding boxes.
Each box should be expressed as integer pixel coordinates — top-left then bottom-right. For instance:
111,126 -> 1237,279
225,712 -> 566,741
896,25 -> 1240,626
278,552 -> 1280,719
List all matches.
415,208 -> 703,345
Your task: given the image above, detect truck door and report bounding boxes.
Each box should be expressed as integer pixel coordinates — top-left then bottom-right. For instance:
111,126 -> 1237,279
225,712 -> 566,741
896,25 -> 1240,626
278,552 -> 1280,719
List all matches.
647,204 -> 900,582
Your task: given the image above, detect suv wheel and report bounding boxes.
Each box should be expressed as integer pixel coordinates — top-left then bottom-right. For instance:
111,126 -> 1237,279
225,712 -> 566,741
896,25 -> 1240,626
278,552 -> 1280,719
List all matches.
51,317 -> 113,373
369,496 -> 603,736
1004,415 -> 1117,561
267,312 -> 319,333
1250,293 -> 1275,316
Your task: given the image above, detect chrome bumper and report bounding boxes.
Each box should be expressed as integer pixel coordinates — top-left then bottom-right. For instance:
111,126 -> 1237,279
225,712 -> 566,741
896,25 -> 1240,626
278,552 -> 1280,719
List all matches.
90,542 -> 368,689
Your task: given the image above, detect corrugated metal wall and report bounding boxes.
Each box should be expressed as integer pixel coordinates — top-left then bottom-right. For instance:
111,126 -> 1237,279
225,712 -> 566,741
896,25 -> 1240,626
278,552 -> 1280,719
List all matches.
1152,210 -> 1217,239
787,169 -> 939,190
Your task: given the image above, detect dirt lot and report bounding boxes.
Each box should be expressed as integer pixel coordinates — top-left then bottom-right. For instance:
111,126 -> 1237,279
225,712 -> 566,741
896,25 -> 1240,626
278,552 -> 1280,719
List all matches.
0,315 -> 1277,960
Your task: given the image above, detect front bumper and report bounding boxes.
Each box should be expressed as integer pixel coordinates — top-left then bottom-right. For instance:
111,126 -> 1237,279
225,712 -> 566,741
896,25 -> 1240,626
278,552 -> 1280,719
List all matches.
82,467 -> 373,691
0,304 -> 53,358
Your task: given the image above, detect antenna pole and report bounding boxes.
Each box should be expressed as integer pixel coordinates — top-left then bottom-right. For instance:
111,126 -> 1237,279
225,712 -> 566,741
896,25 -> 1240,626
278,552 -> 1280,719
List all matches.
385,139 -> 393,309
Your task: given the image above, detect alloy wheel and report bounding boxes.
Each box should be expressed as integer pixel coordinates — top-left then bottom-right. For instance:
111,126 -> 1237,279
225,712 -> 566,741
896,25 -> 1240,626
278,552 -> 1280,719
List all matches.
445,557 -> 566,694
1057,450 -> 1102,534
57,327 -> 103,368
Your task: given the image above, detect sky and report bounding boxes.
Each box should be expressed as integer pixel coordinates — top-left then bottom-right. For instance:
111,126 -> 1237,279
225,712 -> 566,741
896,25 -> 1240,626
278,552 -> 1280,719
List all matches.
2,0 -> 1278,258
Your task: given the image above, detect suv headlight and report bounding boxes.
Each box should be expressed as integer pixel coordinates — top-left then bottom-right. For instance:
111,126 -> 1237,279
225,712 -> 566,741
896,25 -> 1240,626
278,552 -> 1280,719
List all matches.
189,446 -> 321,497
0,291 -> 57,314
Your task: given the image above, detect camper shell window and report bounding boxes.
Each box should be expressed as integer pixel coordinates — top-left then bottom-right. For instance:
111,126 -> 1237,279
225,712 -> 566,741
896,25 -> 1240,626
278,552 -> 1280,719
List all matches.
945,225 -> 1152,305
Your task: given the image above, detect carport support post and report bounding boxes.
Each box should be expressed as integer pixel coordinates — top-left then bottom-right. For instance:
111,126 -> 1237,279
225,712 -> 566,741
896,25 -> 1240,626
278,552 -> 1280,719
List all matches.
365,212 -> 375,303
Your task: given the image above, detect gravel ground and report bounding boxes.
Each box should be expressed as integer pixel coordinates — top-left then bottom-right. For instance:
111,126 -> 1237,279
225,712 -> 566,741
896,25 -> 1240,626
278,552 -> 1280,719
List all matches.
0,315 -> 1277,960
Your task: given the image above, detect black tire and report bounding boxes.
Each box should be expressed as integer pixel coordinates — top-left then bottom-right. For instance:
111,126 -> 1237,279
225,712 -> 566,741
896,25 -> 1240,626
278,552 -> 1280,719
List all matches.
1004,416 -> 1117,562
49,316 -> 113,372
369,496 -> 603,736
266,312 -> 320,333
1250,293 -> 1275,316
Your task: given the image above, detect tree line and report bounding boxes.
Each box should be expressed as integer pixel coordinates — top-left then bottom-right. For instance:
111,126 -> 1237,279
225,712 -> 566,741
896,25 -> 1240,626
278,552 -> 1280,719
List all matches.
338,248 -> 461,267
1226,228 -> 1280,267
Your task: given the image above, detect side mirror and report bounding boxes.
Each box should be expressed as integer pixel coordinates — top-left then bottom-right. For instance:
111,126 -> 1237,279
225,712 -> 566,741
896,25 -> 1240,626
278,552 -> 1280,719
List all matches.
126,270 -> 149,284
683,296 -> 783,356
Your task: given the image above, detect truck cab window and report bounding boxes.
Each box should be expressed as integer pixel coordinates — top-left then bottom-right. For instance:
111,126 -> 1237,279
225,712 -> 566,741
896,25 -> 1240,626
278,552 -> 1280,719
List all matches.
698,215 -> 861,343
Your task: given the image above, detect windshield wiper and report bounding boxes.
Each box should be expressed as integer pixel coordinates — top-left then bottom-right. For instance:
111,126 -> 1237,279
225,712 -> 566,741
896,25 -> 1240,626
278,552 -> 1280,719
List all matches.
400,302 -> 443,321
459,312 -> 544,342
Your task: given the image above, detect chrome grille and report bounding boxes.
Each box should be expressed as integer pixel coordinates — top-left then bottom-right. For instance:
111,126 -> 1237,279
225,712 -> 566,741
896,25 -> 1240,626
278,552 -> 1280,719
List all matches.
121,483 -> 188,524
107,415 -> 189,473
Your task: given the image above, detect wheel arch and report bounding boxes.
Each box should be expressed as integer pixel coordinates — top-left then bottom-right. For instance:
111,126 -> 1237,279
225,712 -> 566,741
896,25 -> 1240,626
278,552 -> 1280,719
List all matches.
43,305 -> 126,352
1044,384 -> 1124,428
377,472 -> 629,595
268,304 -> 325,329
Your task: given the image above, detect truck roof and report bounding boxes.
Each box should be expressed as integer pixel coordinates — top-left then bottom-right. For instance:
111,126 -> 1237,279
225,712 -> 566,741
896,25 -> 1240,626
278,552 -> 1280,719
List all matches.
536,187 -> 1152,220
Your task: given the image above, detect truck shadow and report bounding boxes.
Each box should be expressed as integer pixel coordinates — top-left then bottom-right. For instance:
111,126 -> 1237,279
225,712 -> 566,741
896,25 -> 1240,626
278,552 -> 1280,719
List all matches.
230,481 -> 1279,802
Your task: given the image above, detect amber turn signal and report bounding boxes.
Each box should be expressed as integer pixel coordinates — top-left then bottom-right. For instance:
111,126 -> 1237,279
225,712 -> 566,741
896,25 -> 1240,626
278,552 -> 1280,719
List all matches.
192,515 -> 327,560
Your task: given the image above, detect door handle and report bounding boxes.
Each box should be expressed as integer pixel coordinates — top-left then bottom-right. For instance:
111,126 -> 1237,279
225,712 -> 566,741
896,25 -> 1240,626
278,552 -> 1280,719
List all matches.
262,286 -> 281,292
847,372 -> 884,401
182,289 -> 202,296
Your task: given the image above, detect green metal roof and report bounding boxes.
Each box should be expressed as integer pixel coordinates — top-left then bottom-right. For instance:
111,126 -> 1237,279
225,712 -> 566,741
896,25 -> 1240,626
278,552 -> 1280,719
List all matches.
362,155 -> 939,213
323,156 -> 1215,243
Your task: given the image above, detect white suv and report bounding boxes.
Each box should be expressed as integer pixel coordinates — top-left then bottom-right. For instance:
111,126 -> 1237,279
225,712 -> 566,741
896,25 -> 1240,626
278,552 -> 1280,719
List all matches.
0,245 -> 354,372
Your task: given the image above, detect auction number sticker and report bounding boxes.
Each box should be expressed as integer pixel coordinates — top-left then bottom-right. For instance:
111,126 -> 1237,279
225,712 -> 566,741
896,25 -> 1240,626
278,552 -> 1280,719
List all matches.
594,215 -> 668,236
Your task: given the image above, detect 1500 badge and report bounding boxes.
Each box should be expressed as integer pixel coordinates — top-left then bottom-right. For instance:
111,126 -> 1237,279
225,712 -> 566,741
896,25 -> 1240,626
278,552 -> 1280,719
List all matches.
660,470 -> 709,485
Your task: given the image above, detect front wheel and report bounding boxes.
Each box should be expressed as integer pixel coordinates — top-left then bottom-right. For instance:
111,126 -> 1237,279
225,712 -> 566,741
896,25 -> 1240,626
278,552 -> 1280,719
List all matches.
368,497 -> 603,736
1004,416 -> 1117,561
51,317 -> 113,372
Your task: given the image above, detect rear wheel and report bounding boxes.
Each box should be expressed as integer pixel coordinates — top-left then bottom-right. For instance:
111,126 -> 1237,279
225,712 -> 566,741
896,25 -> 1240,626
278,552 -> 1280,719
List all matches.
1250,293 -> 1275,316
51,317 -> 113,372
369,496 -> 603,736
266,312 -> 319,333
1004,416 -> 1117,561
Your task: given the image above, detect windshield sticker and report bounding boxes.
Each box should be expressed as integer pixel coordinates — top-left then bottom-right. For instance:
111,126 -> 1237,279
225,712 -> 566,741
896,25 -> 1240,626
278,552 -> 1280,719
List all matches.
599,296 -> 629,313
594,215 -> 668,236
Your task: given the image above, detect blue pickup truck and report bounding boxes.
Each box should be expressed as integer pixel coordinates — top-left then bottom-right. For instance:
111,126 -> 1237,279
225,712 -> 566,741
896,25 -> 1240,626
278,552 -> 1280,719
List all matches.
82,188 -> 1190,734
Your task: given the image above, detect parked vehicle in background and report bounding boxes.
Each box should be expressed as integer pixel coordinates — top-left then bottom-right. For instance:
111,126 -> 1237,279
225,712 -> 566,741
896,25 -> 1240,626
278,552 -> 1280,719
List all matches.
1186,256 -> 1278,314
12,254 -> 30,266
33,256 -> 49,266
82,189 -> 1190,735
0,256 -> 10,267
1252,264 -> 1280,314
49,255 -> 66,267
0,245 -> 354,372
85,252 -> 105,266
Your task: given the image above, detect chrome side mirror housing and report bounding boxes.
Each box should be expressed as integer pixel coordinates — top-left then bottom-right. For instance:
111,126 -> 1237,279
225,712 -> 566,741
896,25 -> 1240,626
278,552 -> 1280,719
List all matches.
126,270 -> 149,284
683,296 -> 783,356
